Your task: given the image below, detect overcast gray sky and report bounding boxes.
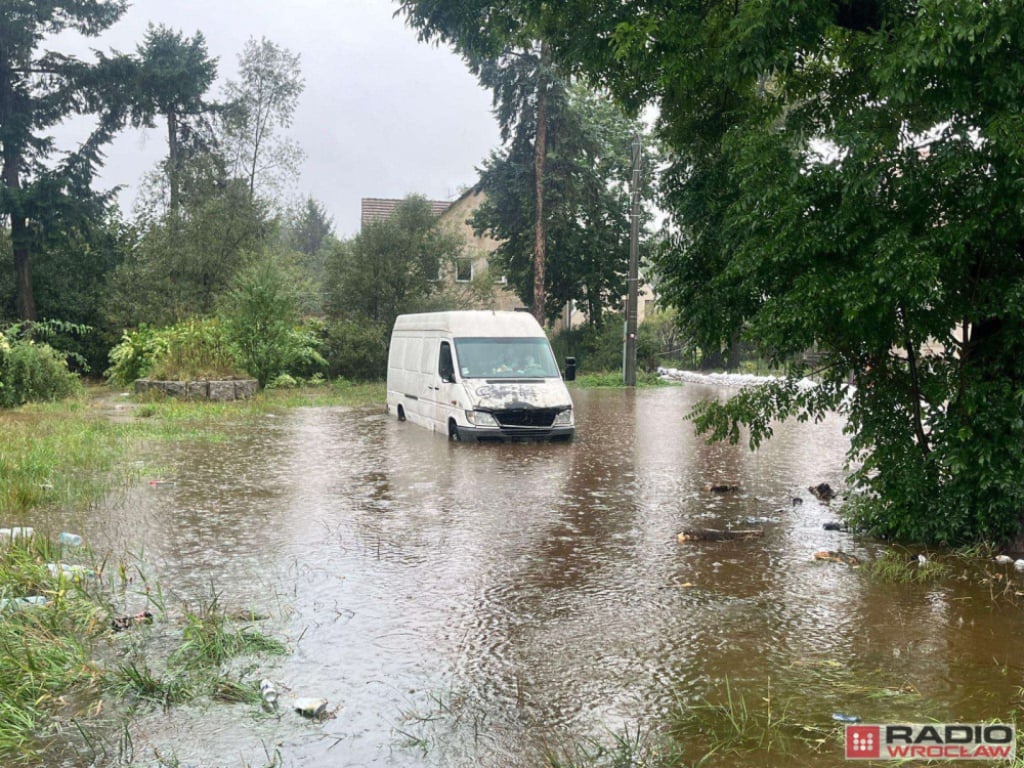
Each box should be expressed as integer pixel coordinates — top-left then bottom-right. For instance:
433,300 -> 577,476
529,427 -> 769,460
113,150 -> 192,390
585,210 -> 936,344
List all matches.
69,0 -> 500,237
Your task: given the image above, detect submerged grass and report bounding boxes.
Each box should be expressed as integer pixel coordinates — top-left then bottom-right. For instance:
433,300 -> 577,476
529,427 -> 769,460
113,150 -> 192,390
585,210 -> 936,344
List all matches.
863,547 -> 954,584
664,678 -> 836,766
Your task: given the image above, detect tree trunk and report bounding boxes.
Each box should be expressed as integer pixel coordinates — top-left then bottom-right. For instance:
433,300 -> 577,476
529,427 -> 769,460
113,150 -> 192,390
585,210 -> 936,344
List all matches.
167,110 -> 180,214
12,217 -> 35,321
2,149 -> 36,320
532,41 -> 549,327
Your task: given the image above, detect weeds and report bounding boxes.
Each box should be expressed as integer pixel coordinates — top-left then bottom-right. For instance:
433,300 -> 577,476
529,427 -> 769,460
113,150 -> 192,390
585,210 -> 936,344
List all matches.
172,592 -> 287,669
863,547 -> 953,584
665,678 -> 832,765
0,536 -> 286,766
544,723 -> 690,768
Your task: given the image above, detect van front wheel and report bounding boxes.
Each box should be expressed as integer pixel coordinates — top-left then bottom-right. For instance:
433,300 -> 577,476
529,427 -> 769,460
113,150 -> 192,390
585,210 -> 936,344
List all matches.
448,420 -> 461,441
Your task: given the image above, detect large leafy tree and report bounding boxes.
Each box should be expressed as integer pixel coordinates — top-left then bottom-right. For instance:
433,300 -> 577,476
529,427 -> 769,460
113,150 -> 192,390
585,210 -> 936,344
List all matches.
133,24 -> 218,215
402,1 -> 1024,545
400,3 -> 559,325
324,195 -> 463,330
473,83 -> 655,325
221,37 -> 304,204
0,0 -> 134,320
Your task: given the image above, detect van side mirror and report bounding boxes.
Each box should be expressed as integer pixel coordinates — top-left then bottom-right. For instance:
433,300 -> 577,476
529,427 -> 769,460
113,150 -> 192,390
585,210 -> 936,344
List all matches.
564,357 -> 577,382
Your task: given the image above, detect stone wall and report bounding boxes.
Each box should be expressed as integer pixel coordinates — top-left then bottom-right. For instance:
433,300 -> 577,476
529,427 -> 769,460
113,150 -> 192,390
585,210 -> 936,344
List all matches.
134,379 -> 258,401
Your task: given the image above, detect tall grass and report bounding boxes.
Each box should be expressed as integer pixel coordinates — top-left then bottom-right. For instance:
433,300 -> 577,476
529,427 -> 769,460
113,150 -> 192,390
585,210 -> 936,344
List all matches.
0,397 -> 132,516
0,538 -> 109,763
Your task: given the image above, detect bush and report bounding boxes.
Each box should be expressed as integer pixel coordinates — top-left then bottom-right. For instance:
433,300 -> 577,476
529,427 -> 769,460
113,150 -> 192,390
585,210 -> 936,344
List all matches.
0,328 -> 81,408
551,319 -> 627,375
319,318 -> 389,381
105,319 -> 241,385
219,256 -> 326,388
105,325 -> 166,386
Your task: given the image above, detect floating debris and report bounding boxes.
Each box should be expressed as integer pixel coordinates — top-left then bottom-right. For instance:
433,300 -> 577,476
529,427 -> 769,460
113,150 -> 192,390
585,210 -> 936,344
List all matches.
293,697 -> 328,718
705,483 -> 740,493
0,527 -> 35,543
809,483 -> 836,502
57,532 -> 83,548
47,563 -> 94,581
995,555 -> 1014,566
0,595 -> 48,613
813,550 -> 860,567
677,528 -> 764,542
260,679 -> 279,708
833,713 -> 862,724
823,521 -> 848,532
110,611 -> 153,632
147,480 -> 176,488
1015,560 -> 1024,573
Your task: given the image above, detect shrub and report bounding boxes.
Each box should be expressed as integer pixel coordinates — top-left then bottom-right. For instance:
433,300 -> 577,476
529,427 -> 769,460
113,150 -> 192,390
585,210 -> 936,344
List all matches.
219,256 -> 326,388
105,319 -> 241,385
319,318 -> 389,381
0,323 -> 83,408
105,325 -> 166,386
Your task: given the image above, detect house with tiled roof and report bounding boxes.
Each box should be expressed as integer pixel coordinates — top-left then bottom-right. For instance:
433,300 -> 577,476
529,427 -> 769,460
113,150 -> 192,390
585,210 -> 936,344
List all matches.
360,197 -> 453,226
360,191 -> 523,312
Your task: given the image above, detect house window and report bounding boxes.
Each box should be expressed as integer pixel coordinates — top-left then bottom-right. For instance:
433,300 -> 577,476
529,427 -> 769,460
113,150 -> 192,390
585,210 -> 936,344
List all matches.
455,258 -> 473,282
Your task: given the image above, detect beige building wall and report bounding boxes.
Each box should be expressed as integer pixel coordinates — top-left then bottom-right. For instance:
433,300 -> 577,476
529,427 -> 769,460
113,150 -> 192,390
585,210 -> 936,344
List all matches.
436,189 -> 524,312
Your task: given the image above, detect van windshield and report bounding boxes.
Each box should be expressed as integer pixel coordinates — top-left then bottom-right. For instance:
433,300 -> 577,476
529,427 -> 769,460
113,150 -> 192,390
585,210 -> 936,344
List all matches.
454,337 -> 561,379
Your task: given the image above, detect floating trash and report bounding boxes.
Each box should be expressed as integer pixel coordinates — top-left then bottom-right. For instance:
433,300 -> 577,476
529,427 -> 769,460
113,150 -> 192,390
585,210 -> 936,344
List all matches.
47,563 -> 94,581
57,532 -> 83,548
833,713 -> 862,724
147,480 -> 176,488
110,611 -> 153,632
995,555 -> 1014,566
814,551 -> 860,567
260,679 -> 279,707
293,697 -> 328,718
1014,560 -> 1024,573
0,595 -> 48,613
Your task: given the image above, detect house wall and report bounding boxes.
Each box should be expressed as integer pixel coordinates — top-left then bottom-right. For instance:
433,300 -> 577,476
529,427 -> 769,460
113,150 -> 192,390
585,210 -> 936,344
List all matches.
436,190 -> 524,312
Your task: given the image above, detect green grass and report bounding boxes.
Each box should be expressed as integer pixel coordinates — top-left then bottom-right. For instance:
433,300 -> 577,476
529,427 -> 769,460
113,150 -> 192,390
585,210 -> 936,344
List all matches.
664,678 -> 834,766
0,538 -> 110,764
863,547 -> 953,584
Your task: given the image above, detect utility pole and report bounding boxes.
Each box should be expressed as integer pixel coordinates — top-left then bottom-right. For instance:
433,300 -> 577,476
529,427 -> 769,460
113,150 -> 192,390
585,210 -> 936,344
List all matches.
624,132 -> 642,386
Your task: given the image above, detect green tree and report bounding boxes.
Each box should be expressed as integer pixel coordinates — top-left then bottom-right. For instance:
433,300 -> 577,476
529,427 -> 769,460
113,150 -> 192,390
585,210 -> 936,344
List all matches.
324,195 -> 462,330
221,37 -> 305,203
219,251 -> 321,388
474,83 -> 656,326
401,1 -> 1024,545
104,156 -> 267,327
133,24 -> 219,214
401,5 -> 558,325
0,0 -> 134,320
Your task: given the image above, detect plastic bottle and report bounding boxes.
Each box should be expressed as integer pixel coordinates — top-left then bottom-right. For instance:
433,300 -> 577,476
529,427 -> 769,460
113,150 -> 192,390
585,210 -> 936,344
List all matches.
57,532 -> 83,547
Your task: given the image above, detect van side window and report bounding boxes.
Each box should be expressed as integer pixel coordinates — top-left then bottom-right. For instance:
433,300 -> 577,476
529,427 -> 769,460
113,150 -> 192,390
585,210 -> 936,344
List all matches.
439,342 -> 456,383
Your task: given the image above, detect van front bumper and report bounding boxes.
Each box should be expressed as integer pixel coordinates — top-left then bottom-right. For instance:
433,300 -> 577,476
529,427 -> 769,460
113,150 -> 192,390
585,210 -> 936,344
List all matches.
454,424 -> 574,443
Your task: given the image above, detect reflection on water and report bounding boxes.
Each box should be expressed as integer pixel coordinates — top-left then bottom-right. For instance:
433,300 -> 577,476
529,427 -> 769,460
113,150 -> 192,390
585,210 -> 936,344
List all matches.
62,386 -> 1024,767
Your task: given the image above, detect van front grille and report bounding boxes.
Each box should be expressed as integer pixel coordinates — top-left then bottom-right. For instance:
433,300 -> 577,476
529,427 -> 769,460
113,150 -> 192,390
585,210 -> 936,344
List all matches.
493,408 -> 559,429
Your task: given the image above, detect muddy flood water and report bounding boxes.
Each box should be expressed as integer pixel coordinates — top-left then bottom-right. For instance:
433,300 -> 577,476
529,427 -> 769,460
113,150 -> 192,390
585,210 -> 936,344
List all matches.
52,384 -> 1024,767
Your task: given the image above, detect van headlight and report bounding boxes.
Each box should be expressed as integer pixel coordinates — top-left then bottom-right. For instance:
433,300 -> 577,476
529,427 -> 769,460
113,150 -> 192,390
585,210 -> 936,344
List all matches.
553,407 -> 573,426
465,410 -> 498,427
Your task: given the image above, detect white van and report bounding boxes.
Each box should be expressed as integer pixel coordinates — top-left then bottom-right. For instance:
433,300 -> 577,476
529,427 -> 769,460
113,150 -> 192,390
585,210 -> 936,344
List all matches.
386,310 -> 574,442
